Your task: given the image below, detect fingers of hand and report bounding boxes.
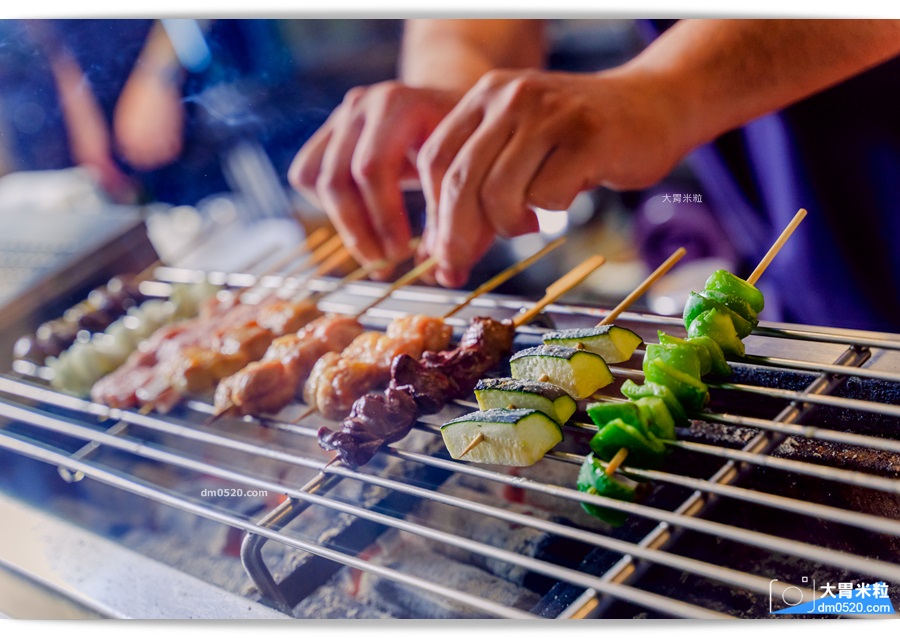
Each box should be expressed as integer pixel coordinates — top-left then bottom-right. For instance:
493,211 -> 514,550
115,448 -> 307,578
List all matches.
314,96 -> 387,267
526,145 -> 591,213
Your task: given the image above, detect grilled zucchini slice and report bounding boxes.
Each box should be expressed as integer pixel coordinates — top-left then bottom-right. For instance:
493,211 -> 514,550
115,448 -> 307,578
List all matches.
441,408 -> 563,466
510,345 -> 614,400
542,325 -> 643,364
474,378 -> 577,425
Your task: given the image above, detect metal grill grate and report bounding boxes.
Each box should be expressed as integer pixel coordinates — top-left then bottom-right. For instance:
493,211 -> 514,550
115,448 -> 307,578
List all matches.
1,264 -> 899,619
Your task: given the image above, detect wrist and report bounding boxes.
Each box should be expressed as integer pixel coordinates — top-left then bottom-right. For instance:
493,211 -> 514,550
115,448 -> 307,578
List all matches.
591,63 -> 701,180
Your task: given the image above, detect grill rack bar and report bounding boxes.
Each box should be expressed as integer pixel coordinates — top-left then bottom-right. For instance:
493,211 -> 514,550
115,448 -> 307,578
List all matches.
0,400 -> 734,619
2,369 -> 899,613
5,372 -> 900,540
1,266 -> 897,620
7,372 -> 898,548
0,430 -> 539,620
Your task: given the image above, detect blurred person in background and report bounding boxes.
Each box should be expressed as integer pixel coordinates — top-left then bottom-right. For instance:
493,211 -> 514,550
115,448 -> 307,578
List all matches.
289,19 -> 900,333
0,20 -> 153,202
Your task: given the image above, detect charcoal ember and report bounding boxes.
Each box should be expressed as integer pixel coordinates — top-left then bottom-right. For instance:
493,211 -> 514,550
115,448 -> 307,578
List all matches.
353,532 -> 540,618
290,575 -> 393,619
409,484 -> 591,591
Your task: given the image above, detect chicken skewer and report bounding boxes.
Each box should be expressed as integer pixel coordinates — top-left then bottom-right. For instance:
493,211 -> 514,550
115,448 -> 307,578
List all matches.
211,255 -> 440,421
213,238 -> 567,424
205,253 -> 425,417
89,230 -> 350,412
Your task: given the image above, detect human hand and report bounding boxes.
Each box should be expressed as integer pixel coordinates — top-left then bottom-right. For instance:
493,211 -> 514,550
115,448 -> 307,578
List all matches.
288,81 -> 463,278
113,64 -> 185,171
417,68 -> 686,288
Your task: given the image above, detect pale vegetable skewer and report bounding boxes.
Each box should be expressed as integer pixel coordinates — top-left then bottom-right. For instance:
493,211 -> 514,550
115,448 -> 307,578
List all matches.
459,248 -> 684,463
444,254 -> 610,461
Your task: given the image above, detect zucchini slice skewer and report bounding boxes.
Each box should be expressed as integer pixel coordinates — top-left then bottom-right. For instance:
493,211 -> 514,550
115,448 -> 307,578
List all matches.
444,248 -> 688,467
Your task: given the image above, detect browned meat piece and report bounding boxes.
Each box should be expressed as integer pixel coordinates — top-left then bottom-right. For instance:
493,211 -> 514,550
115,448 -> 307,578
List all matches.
385,314 -> 453,353
303,314 -> 453,421
90,294 -> 307,409
313,357 -> 387,421
165,346 -> 254,395
254,298 -> 323,336
215,359 -> 297,417
303,351 -> 342,408
215,315 -> 364,416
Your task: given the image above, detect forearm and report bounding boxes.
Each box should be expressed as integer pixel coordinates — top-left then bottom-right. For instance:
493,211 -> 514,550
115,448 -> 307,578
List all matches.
400,19 -> 546,90
620,19 -> 900,153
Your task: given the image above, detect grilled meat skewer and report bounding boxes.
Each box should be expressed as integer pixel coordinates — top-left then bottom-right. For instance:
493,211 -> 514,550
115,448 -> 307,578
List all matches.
317,317 -> 515,467
214,314 -> 365,417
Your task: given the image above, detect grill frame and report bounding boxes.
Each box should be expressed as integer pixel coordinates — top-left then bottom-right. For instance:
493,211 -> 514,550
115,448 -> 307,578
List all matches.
1,263 -> 899,620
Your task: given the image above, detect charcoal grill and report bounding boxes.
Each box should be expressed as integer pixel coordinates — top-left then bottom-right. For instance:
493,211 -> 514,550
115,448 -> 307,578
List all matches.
0,258 -> 899,619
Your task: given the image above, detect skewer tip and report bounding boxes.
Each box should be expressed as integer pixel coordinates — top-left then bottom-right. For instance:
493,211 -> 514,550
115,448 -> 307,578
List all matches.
203,405 -> 236,427
459,431 -> 486,458
292,405 -> 319,424
322,454 -> 342,470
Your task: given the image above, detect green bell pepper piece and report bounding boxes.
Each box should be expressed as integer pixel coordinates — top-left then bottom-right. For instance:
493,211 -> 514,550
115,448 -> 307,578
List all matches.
703,289 -> 759,328
658,331 -> 711,376
620,379 -> 689,427
645,342 -> 702,379
643,358 -> 709,413
586,400 -> 645,430
687,308 -> 746,357
686,335 -> 732,376
588,417 -> 668,469
577,453 -> 639,527
633,396 -> 677,441
683,291 -> 754,339
704,269 -> 764,314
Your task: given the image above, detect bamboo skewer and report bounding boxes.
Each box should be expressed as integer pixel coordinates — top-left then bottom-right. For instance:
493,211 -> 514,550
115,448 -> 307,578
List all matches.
604,446 -> 630,476
352,257 -> 439,320
747,208 -> 807,285
462,247 -> 683,463
447,245 -> 685,464
512,255 -> 608,329
454,254 -> 608,458
207,252 -> 422,427
153,234 -> 350,422
588,246 -> 688,475
459,432 -> 486,458
441,237 -> 567,320
224,227 -> 337,302
598,247 -> 687,327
